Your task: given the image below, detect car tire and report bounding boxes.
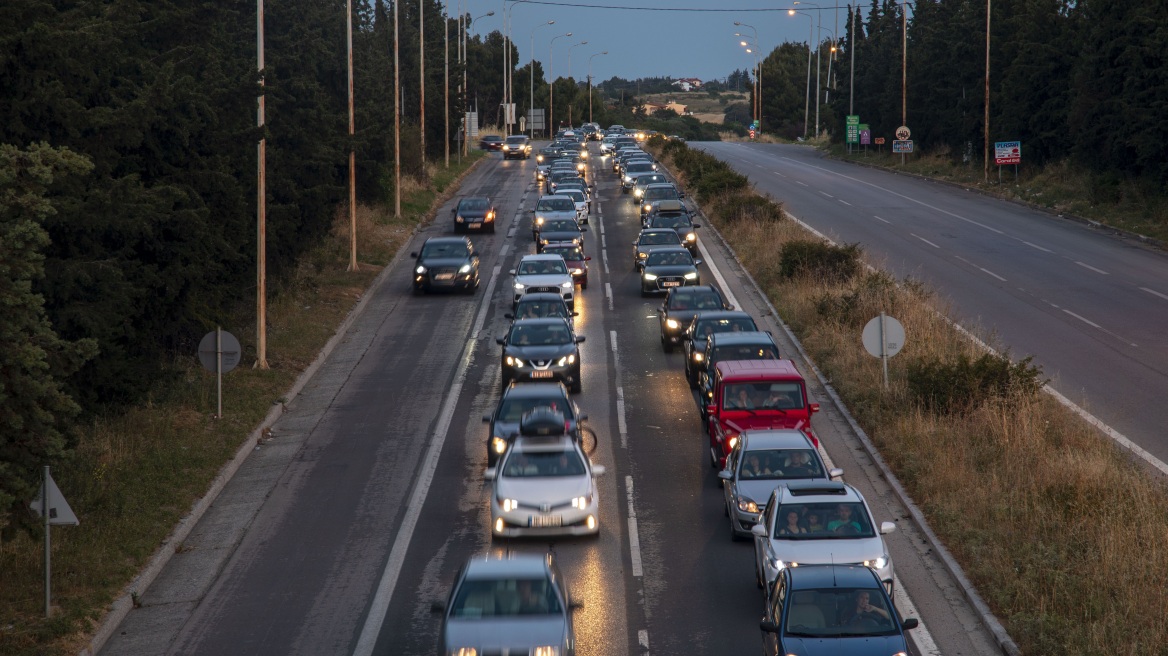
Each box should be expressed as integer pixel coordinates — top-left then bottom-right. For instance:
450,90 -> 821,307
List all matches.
662,337 -> 673,353
729,516 -> 743,542
640,286 -> 648,297
581,281 -> 588,290
570,372 -> 582,394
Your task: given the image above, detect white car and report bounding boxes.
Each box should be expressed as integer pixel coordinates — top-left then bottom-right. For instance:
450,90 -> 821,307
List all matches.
751,480 -> 896,592
511,254 -> 575,309
558,187 -> 589,222
486,409 -> 604,537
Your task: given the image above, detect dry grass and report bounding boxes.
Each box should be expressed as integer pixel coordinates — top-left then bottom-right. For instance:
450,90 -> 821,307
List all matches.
0,152 -> 484,655
658,143 -> 1168,653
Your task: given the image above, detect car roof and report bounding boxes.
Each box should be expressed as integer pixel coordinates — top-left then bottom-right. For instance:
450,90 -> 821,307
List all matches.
464,553 -> 552,579
709,331 -> 778,347
740,429 -> 816,450
543,242 -> 584,253
511,433 -> 578,453
778,480 -> 859,502
715,358 -> 800,381
644,183 -> 676,190
511,317 -> 572,328
424,236 -> 471,245
502,381 -> 571,398
519,253 -> 568,262
788,564 -> 884,591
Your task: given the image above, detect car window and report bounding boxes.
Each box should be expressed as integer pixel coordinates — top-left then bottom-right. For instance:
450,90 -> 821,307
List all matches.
626,163 -> 653,172
697,317 -> 757,338
651,214 -> 692,228
646,250 -> 693,266
545,246 -> 584,261
772,502 -> 875,539
712,344 -> 780,367
561,190 -> 585,202
518,259 -> 569,275
641,232 -> 681,245
459,199 -> 490,211
543,219 -> 578,231
450,576 -> 563,618
510,323 -> 572,345
723,382 -> 803,411
515,299 -> 570,320
784,587 -> 897,637
737,449 -> 822,480
498,396 -> 573,422
502,449 -> 586,477
537,198 -> 575,211
645,188 -> 677,200
505,136 -> 527,145
420,242 -> 468,259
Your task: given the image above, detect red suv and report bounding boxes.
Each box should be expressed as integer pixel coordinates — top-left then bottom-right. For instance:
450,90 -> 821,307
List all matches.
705,359 -> 820,469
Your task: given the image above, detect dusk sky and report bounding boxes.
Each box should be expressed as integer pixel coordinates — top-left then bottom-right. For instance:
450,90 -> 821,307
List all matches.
465,0 -> 868,84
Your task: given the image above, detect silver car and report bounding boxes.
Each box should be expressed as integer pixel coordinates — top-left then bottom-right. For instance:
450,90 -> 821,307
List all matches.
718,430 -> 842,540
751,480 -> 896,592
434,552 -> 580,655
511,254 -> 575,309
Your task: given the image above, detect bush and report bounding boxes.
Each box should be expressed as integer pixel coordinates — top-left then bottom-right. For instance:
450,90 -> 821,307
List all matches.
716,192 -> 784,223
695,169 -> 750,200
905,353 -> 1045,415
778,240 -> 862,283
814,271 -> 898,326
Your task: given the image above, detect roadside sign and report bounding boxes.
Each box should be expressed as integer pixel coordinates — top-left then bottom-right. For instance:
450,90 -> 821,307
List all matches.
863,313 -> 905,390
860,125 -> 871,145
892,139 -> 913,154
199,329 -> 242,373
846,115 -> 860,144
994,141 -> 1021,165
895,125 -> 911,140
30,469 -> 79,525
874,137 -> 885,145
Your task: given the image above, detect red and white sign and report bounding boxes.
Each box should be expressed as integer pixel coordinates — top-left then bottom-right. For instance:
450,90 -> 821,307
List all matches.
994,141 -> 1021,165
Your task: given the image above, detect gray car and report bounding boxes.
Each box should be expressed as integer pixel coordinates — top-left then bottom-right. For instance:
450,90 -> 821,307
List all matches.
434,552 -> 580,656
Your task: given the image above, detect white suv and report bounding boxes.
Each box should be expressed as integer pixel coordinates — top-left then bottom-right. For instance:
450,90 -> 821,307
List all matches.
511,254 -> 575,309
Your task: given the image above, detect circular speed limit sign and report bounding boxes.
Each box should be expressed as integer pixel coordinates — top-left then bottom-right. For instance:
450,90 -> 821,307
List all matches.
895,125 -> 911,140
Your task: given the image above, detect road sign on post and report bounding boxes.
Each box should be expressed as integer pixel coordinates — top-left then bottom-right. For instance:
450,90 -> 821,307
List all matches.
994,141 -> 1021,165
199,328 -> 241,418
30,467 -> 78,617
895,125 -> 911,140
846,115 -> 860,144
892,140 -> 914,154
860,125 -> 871,146
862,313 -> 906,390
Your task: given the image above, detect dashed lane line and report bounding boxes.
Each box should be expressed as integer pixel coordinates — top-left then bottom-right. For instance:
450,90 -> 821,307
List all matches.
911,233 -> 940,249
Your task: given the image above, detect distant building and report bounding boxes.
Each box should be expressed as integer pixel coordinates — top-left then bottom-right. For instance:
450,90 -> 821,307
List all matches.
671,78 -> 703,92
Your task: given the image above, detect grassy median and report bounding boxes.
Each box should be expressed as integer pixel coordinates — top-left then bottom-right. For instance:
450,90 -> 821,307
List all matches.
0,154 -> 483,655
651,139 -> 1168,654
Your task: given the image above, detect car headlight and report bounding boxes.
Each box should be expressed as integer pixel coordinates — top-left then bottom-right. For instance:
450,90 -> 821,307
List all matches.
570,494 -> 592,508
540,239 -> 550,245
502,145 -> 510,151
561,281 -> 573,289
536,217 -> 545,225
634,189 -> 644,198
863,556 -> 889,570
683,272 -> 698,280
665,319 -> 680,329
500,498 -> 518,512
570,268 -> 583,275
624,175 -> 632,183
486,211 -> 495,220
448,648 -> 478,656
727,434 -> 739,449
415,265 -> 427,274
693,352 -> 704,361
532,647 -> 560,656
557,354 -> 576,366
537,155 -> 544,162
514,282 -> 526,290
638,251 -> 648,258
737,498 -> 759,513
577,163 -> 585,170
771,559 -> 798,571
459,264 -> 472,273
492,437 -> 507,454
643,272 -> 658,281
505,356 -> 525,367
455,215 -> 464,223
686,232 -> 696,241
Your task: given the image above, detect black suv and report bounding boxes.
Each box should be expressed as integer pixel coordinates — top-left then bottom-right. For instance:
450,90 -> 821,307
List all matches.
482,381 -> 585,466
410,236 -> 480,294
698,331 -> 782,413
502,134 -> 532,159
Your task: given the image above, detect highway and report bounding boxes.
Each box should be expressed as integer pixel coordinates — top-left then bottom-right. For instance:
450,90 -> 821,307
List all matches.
99,142 -> 1001,656
696,142 -> 1168,469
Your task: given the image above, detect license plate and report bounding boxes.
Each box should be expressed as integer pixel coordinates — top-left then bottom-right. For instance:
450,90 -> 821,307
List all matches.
467,222 -> 482,229
662,281 -> 681,287
530,370 -> 554,379
530,515 -> 563,528
435,273 -> 455,280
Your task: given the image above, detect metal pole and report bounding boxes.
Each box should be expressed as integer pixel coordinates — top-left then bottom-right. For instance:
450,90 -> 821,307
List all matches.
880,312 -> 889,390
530,22 -> 554,139
814,10 -> 821,138
43,466 -> 50,618
849,3 -> 855,117
256,0 -> 268,368
984,0 -> 991,182
445,4 -> 450,167
394,0 -> 401,216
420,0 -> 426,163
902,0 -> 907,165
347,0 -> 357,270
216,326 -> 223,418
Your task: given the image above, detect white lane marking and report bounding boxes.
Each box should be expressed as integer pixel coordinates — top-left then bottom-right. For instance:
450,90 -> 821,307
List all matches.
611,330 -> 628,448
1021,240 -> 1053,253
1140,286 -> 1168,302
596,202 -> 602,214
601,234 -> 607,249
795,180 -> 808,187
839,199 -> 852,207
499,244 -> 510,257
911,233 -> 940,249
696,240 -> 741,310
773,171 -> 785,177
602,250 -> 610,274
352,267 -> 499,656
873,215 -> 891,224
638,629 -> 650,654
1063,309 -> 1101,329
606,282 -> 614,311
819,191 -> 834,199
954,255 -> 1006,282
1075,261 -> 1109,275
625,475 -> 643,577
894,578 -> 941,656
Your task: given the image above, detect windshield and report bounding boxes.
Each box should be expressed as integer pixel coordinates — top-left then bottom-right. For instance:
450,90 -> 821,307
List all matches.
561,190 -> 585,202
545,246 -> 585,261
517,259 -> 569,276
694,317 -> 758,339
420,242 -> 468,259
451,576 -> 563,618
667,290 -> 723,310
783,588 -> 898,637
543,219 -> 578,232
646,250 -> 693,266
626,162 -> 654,173
737,449 -> 822,480
505,136 -> 527,145
722,382 -> 803,411
514,299 -> 570,320
497,397 -> 574,422
502,449 -> 587,477
537,198 -> 575,212
651,214 -> 692,228
638,175 -> 667,187
711,344 -> 778,365
640,232 -> 682,246
509,322 -> 573,346
458,198 -> 489,211
644,188 -> 678,201
772,502 -> 875,539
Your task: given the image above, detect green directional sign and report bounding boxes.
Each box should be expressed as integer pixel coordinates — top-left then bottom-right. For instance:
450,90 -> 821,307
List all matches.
846,115 -> 860,144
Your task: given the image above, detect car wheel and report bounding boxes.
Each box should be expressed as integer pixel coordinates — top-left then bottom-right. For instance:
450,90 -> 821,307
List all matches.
662,338 -> 674,353
581,281 -> 588,290
500,375 -> 511,393
688,371 -> 698,389
640,286 -> 648,297
489,224 -> 497,234
729,516 -> 743,542
570,377 -> 582,394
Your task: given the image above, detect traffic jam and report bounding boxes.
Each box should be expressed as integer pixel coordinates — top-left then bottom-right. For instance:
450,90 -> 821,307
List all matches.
422,126 -> 920,656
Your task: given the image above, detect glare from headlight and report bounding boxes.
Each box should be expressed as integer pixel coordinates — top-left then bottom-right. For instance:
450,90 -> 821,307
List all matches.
415,265 -> 427,274
863,556 -> 889,570
500,498 -> 518,512
666,319 -> 680,329
494,518 -> 504,533
556,354 -> 576,366
492,437 -> 507,453
459,264 -> 472,273
643,272 -> 658,281
634,189 -> 644,198
624,176 -> 632,183
684,272 -> 698,280
536,217 -> 545,225
561,281 -> 572,289
737,498 -> 759,513
532,647 -> 560,656
514,282 -> 526,290
502,145 -> 510,150
537,155 -> 544,162
694,352 -> 704,361
686,232 -> 696,241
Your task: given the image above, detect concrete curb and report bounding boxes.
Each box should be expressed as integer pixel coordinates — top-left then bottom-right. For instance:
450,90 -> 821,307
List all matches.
80,156 -> 484,656
660,149 -> 1022,656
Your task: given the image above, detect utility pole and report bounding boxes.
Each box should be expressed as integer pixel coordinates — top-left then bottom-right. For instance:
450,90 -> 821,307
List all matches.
420,0 -> 426,165
347,0 -> 357,270
256,0 -> 268,369
394,0 -> 401,217
984,0 -> 991,182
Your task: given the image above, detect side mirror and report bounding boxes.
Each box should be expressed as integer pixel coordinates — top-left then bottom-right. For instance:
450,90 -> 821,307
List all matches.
828,467 -> 844,479
450,208 -> 457,215
880,521 -> 897,535
482,414 -> 492,423
726,304 -> 735,310
693,223 -> 701,228
717,470 -> 732,481
430,600 -> 446,614
902,618 -> 919,631
410,251 -> 419,258
483,468 -> 497,481
706,405 -> 717,416
679,192 -> 687,198
694,259 -> 704,266
578,413 -> 588,422
575,335 -> 586,343
592,465 -> 607,477
572,311 -> 580,317
569,599 -> 585,610
504,312 -> 514,319
810,402 -> 821,414
759,620 -> 779,634
580,226 -> 589,232
751,524 -> 767,538
508,269 -> 516,275
585,256 -> 592,261
495,337 -> 506,345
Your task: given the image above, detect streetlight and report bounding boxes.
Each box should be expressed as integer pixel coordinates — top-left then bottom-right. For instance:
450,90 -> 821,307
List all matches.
734,21 -> 759,132
588,51 -> 608,124
463,11 -> 493,155
548,32 -> 572,133
502,0 -> 534,133
788,9 -> 814,140
819,25 -> 837,106
531,20 -> 555,138
793,1 -> 825,137
567,40 -> 588,127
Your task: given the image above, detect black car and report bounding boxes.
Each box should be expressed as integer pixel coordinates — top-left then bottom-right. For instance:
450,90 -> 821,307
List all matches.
638,184 -> 685,216
633,228 -> 684,272
535,218 -> 586,253
481,381 -> 584,466
497,317 -> 585,393
760,565 -> 918,656
658,285 -> 731,352
451,196 -> 497,233
502,135 -> 532,160
682,311 -> 759,386
505,292 -> 578,329
640,247 -> 702,295
645,204 -> 701,254
410,236 -> 480,294
698,331 -> 782,410
479,134 -> 504,151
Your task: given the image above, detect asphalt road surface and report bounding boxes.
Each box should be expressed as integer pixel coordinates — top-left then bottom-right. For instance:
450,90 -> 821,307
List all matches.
696,142 -> 1168,469
100,143 -> 1001,656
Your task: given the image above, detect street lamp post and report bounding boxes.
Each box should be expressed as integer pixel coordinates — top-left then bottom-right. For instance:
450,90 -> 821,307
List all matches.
820,25 -> 837,106
793,1 -> 823,138
588,51 -> 608,124
734,22 -> 759,132
548,32 -> 572,133
420,0 -> 425,163
788,10 -> 813,139
464,11 -> 493,155
567,40 -> 588,127
531,20 -> 555,138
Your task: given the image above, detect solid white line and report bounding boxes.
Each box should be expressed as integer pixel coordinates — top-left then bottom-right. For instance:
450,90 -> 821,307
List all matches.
606,282 -> 614,311
1075,261 -> 1109,275
352,268 -> 498,656
1021,240 -> 1053,253
894,578 -> 941,656
773,171 -> 785,177
1140,286 -> 1168,302
911,233 -> 940,249
625,475 -> 643,577
696,240 -> 741,310
1063,309 -> 1101,329
873,215 -> 891,224
980,267 -> 1006,282
602,250 -> 610,274
601,234 -> 607,249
